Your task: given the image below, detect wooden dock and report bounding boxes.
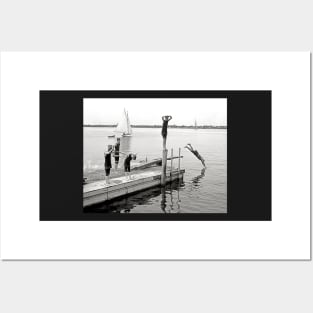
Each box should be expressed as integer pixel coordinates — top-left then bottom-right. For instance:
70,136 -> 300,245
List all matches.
83,168 -> 185,208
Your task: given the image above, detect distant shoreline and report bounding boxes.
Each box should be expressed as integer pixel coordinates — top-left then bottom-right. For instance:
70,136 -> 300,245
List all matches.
83,125 -> 227,129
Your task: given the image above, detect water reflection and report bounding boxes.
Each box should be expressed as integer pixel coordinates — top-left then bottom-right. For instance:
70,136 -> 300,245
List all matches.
160,187 -> 167,212
84,179 -> 184,214
191,168 -> 206,187
160,182 -> 181,214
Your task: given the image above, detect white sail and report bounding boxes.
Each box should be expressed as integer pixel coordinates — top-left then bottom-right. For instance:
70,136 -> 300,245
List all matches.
115,109 -> 132,136
126,110 -> 132,134
115,112 -> 127,134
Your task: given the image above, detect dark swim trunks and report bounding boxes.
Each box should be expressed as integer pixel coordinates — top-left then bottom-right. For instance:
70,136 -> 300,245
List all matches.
124,154 -> 132,172
104,152 -> 112,176
105,168 -> 111,176
193,150 -> 201,159
114,156 -> 120,163
114,143 -> 120,156
104,152 -> 112,169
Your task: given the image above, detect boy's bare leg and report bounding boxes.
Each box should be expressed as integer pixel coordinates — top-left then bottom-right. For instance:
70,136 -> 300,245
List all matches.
184,144 -> 194,152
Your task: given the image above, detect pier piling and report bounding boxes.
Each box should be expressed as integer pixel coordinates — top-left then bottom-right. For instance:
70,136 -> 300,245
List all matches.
178,147 -> 181,173
170,148 -> 173,180
161,115 -> 172,186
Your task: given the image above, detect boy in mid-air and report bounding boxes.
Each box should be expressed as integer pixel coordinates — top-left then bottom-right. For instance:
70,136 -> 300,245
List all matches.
184,143 -> 206,168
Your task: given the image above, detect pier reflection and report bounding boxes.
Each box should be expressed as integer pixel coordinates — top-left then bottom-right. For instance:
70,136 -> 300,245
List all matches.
84,179 -> 184,214
160,182 -> 181,214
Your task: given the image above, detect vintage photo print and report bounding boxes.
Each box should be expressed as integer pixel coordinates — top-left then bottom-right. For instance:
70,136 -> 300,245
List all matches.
83,98 -> 227,214
39,90 -> 271,221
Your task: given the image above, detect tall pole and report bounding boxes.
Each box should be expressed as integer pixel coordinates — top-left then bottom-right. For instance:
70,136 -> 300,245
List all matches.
170,148 -> 173,181
161,138 -> 168,186
161,115 -> 172,186
178,147 -> 181,173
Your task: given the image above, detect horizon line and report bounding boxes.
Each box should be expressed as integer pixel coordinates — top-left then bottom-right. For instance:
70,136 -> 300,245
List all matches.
83,124 -> 227,128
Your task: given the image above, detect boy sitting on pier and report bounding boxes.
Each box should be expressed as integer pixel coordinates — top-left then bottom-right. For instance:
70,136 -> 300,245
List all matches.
184,143 -> 206,168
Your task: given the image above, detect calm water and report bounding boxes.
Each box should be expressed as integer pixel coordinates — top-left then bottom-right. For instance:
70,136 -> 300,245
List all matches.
84,127 -> 227,213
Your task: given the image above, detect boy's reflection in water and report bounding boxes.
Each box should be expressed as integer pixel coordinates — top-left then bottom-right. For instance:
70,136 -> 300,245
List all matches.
191,168 -> 206,187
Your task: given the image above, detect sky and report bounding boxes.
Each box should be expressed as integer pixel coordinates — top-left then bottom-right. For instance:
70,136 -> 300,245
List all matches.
83,98 -> 227,126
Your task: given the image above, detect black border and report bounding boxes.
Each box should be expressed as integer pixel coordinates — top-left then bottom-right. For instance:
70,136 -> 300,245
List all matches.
40,90 -> 271,221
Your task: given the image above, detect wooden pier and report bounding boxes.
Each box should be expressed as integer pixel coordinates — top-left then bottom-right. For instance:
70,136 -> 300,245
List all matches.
84,115 -> 184,208
83,168 -> 185,208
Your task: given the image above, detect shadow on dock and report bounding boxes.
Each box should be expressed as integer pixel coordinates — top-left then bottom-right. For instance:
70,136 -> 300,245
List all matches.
84,179 -> 184,214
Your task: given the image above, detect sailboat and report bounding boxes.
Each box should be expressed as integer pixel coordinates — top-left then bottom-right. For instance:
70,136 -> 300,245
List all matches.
194,119 -> 198,130
114,108 -> 132,137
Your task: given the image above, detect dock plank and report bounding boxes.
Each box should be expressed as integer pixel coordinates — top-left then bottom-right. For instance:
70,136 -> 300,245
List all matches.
83,168 -> 185,207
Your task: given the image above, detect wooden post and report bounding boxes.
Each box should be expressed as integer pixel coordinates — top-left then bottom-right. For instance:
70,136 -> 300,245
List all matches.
161,138 -> 168,186
161,115 -> 172,186
178,147 -> 181,173
170,148 -> 173,180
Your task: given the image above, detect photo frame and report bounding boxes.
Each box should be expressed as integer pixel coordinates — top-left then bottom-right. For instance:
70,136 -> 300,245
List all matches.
40,90 -> 271,221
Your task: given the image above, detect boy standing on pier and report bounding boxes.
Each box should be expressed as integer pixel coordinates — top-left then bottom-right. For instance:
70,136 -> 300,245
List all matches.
104,145 -> 114,184
124,153 -> 136,180
115,150 -> 137,180
114,138 -> 121,170
111,148 -> 137,181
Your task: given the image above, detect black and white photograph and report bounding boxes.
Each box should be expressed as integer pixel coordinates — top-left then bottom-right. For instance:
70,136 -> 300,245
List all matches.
83,98 -> 227,214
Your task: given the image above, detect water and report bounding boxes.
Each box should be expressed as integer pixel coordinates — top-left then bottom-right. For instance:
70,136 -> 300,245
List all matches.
84,127 -> 227,213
